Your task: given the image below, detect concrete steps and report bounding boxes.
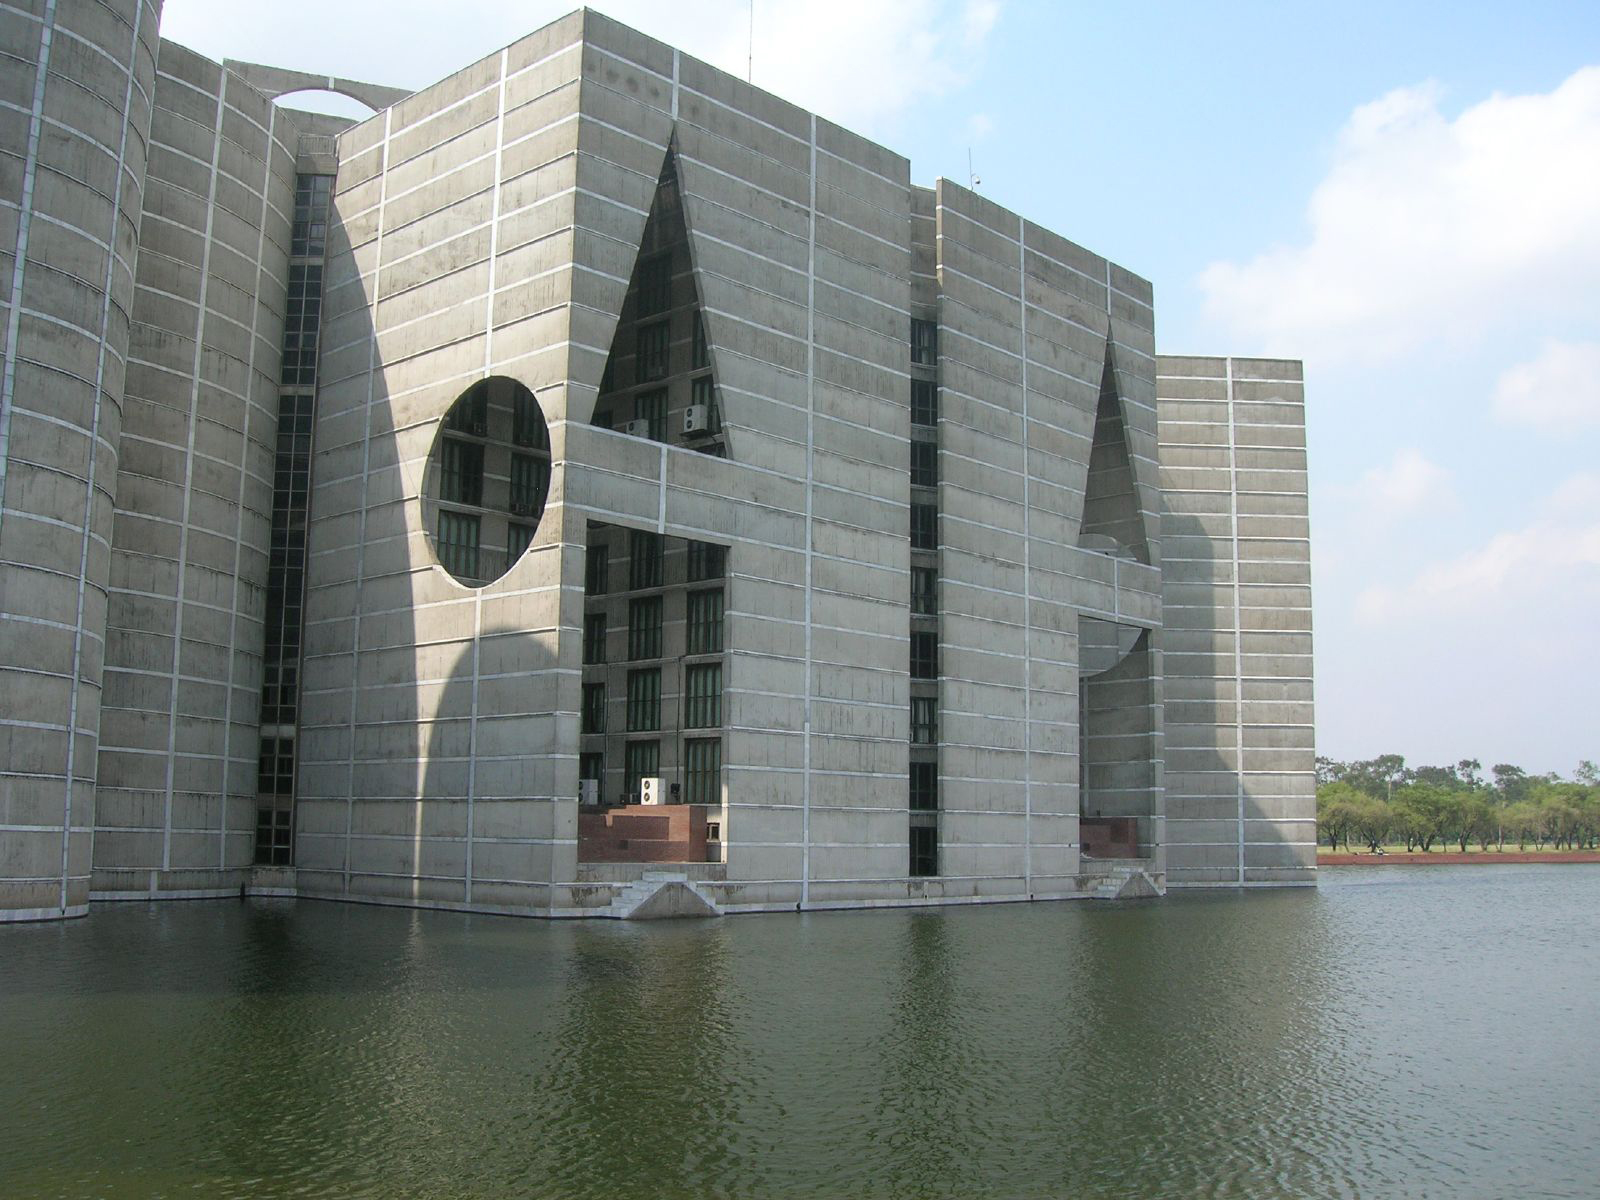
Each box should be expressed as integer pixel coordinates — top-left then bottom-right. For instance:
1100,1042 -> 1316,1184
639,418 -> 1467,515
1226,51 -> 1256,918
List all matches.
606,871 -> 721,920
1088,864 -> 1162,900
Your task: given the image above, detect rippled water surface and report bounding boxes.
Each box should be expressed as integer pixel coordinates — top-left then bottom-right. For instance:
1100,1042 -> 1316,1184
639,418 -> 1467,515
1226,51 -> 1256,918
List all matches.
4,866 -> 1598,1198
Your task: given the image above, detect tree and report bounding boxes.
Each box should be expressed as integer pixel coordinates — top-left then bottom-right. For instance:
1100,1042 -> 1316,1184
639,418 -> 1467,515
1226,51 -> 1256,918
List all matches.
1393,783 -> 1452,852
1316,782 -> 1363,852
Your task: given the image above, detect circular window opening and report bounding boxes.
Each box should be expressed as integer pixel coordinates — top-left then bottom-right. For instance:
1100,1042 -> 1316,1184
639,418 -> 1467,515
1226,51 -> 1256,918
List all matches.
422,377 -> 551,586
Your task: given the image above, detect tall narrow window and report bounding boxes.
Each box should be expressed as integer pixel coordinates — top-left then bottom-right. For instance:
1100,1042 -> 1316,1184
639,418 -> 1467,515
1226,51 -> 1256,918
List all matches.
687,540 -> 726,582
684,663 -> 722,728
911,503 -> 938,551
507,522 -> 534,563
911,566 -> 937,616
513,390 -> 548,448
437,511 -> 479,580
684,738 -> 721,805
627,668 -> 661,732
579,752 -> 604,784
909,825 -> 938,876
911,379 -> 939,425
583,613 -> 607,665
446,387 -> 488,435
911,440 -> 938,488
910,762 -> 938,811
911,318 -> 938,366
686,589 -> 724,655
585,541 -> 609,595
628,596 -> 663,660
692,309 -> 709,370
625,739 -> 660,797
510,453 -> 547,515
911,696 -> 938,745
581,683 -> 606,734
911,631 -> 938,680
637,253 -> 672,316
630,530 -> 663,590
636,321 -> 670,382
634,388 -> 667,442
439,439 -> 484,505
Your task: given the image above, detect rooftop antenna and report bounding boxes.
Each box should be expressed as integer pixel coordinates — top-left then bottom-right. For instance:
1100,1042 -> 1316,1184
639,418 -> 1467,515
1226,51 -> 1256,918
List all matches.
968,148 -> 981,190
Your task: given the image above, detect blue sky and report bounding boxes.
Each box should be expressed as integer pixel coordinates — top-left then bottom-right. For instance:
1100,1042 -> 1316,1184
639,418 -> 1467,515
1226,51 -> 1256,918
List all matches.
163,1 -> 1600,774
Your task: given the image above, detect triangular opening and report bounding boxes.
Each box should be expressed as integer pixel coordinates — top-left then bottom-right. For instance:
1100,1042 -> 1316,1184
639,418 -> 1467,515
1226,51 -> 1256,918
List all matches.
1078,337 -> 1150,563
590,146 -> 726,458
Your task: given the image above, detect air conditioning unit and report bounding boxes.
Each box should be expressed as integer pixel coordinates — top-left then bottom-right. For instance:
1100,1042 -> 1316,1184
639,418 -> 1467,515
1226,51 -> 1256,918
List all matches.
639,775 -> 665,805
578,778 -> 599,805
624,419 -> 650,438
682,404 -> 711,436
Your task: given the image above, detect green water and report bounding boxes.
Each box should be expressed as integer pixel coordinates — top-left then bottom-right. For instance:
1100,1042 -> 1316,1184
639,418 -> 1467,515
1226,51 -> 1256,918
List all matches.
3,866 -> 1597,1198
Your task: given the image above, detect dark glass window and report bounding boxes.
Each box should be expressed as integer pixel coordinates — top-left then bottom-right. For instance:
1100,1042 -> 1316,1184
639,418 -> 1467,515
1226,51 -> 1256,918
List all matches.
684,663 -> 722,728
909,824 -> 938,876
585,541 -> 609,595
579,752 -> 604,782
911,631 -> 938,679
911,439 -> 938,488
628,596 -> 662,660
439,439 -> 484,505
637,253 -> 672,316
279,264 -> 323,385
507,522 -> 534,563
636,320 -> 670,382
513,390 -> 549,448
583,613 -> 607,665
257,736 -> 295,796
437,511 -> 479,579
261,393 -> 314,725
686,589 -> 724,655
634,388 -> 666,441
911,503 -> 938,551
510,452 -> 548,516
910,762 -> 938,811
290,173 -> 331,257
911,566 -> 937,616
630,530 -> 662,590
687,540 -> 726,582
626,668 -> 661,732
911,318 -> 938,366
625,739 -> 660,798
911,696 -> 938,744
581,683 -> 606,734
254,805 -> 293,866
684,738 -> 721,805
692,309 -> 709,370
446,386 -> 488,435
911,379 -> 939,425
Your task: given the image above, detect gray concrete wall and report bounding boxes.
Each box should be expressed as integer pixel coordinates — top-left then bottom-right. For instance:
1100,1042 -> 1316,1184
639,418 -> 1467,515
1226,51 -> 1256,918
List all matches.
1157,355 -> 1315,885
91,41 -> 296,898
0,0 -> 162,920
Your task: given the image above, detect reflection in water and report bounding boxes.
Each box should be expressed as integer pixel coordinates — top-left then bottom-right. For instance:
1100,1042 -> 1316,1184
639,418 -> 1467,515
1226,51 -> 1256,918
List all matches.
3,868 -> 1599,1199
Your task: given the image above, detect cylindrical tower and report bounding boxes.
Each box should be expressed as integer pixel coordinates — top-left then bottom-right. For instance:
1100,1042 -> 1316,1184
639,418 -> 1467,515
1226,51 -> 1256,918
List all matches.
0,0 -> 163,920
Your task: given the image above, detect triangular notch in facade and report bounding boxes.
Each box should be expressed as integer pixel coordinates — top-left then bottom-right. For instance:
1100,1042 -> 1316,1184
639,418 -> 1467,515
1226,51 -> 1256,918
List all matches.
591,145 -> 726,458
1078,336 -> 1150,564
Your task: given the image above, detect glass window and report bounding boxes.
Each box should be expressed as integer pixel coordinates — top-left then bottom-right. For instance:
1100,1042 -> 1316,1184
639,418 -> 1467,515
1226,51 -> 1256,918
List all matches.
585,541 -> 609,595
636,320 -> 670,382
692,309 -> 709,370
911,318 -> 938,366
911,566 -> 937,616
637,252 -> 672,317
579,751 -> 604,785
691,375 -> 720,432
911,631 -> 938,679
257,736 -> 295,796
628,596 -> 662,660
909,824 -> 938,876
513,390 -> 549,449
627,668 -> 661,732
911,696 -> 938,744
687,540 -> 726,582
684,662 -> 722,728
581,683 -> 606,734
630,530 -> 662,590
686,588 -> 724,655
911,379 -> 939,425
437,511 -> 480,579
439,439 -> 484,505
510,452 -> 548,515
911,439 -> 938,488
254,806 -> 293,866
625,739 -> 660,798
910,762 -> 938,811
279,264 -> 323,386
446,385 -> 488,435
634,388 -> 666,442
911,503 -> 938,551
583,613 -> 607,665
507,522 -> 534,563
684,738 -> 721,805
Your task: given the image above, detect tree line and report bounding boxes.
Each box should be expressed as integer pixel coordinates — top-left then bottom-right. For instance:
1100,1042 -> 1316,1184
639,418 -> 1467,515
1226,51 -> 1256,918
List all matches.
1317,756 -> 1599,853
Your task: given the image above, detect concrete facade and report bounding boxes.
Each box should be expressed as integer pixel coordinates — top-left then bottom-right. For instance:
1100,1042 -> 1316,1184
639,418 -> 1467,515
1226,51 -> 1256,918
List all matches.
1,8 -> 1314,922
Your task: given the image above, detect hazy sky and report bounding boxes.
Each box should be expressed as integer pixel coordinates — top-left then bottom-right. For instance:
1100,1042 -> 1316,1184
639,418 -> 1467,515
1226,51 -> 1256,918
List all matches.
159,0 -> 1600,775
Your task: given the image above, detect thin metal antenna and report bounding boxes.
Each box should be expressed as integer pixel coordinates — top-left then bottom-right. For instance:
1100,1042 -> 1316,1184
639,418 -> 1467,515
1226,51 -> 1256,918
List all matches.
748,0 -> 754,82
968,148 -> 981,189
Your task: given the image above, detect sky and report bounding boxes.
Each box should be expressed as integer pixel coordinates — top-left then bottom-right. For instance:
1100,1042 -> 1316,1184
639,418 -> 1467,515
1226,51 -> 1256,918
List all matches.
159,0 -> 1600,776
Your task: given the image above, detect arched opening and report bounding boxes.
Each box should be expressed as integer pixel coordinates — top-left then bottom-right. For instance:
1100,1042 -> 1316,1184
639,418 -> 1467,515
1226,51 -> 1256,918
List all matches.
422,377 -> 552,586
272,88 -> 377,120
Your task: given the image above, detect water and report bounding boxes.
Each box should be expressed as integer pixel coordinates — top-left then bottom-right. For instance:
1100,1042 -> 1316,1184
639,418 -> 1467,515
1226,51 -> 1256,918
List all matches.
3,866 -> 1597,1199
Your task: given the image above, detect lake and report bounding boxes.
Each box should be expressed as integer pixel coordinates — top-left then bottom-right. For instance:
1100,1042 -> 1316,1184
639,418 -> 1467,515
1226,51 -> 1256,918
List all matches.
3,865 -> 1597,1198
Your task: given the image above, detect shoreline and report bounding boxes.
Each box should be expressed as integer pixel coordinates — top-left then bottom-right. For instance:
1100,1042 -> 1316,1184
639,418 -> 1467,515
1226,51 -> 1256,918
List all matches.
1319,850 -> 1600,867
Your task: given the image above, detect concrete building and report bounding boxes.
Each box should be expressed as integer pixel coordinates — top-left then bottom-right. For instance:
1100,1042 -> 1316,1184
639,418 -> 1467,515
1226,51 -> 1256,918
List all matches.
1,5 -> 1314,922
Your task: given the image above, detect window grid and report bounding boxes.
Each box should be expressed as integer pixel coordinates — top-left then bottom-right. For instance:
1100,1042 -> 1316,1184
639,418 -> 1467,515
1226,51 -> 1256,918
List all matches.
290,173 -> 331,257
692,309 -> 709,370
585,542 -> 609,595
911,439 -> 938,488
628,596 -> 663,660
634,388 -> 666,441
911,503 -> 938,550
583,613 -> 607,664
637,252 -> 672,316
257,736 -> 294,795
911,566 -> 937,616
510,452 -> 547,515
909,825 -> 938,876
636,320 -> 670,382
911,379 -> 939,425
911,696 -> 938,744
279,264 -> 322,385
684,663 -> 722,728
687,540 -> 726,582
910,762 -> 938,811
439,438 -> 484,505
630,530 -> 662,590
445,387 -> 487,435
581,683 -> 606,734
513,390 -> 549,449
627,668 -> 661,732
686,588 -> 724,655
625,739 -> 660,798
437,511 -> 479,580
506,521 -> 534,563
254,806 -> 293,866
911,631 -> 938,679
911,318 -> 938,366
684,738 -> 721,805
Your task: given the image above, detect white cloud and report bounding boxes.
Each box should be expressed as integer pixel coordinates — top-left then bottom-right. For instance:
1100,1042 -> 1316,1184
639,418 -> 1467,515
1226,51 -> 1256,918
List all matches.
160,0 -> 1001,133
1492,339 -> 1600,428
1198,67 -> 1600,365
1355,472 -> 1600,622
1336,448 -> 1456,520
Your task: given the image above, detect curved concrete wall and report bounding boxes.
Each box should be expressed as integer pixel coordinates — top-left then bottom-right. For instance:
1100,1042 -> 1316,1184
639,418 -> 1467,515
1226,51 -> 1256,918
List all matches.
0,0 -> 163,920
92,40 -> 296,898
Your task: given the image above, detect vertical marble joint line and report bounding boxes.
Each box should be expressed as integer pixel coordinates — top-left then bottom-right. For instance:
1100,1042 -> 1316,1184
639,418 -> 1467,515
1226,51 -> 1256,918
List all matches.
801,112 -> 817,909
1226,357 -> 1245,885
0,0 -> 59,540
1020,215 -> 1032,893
